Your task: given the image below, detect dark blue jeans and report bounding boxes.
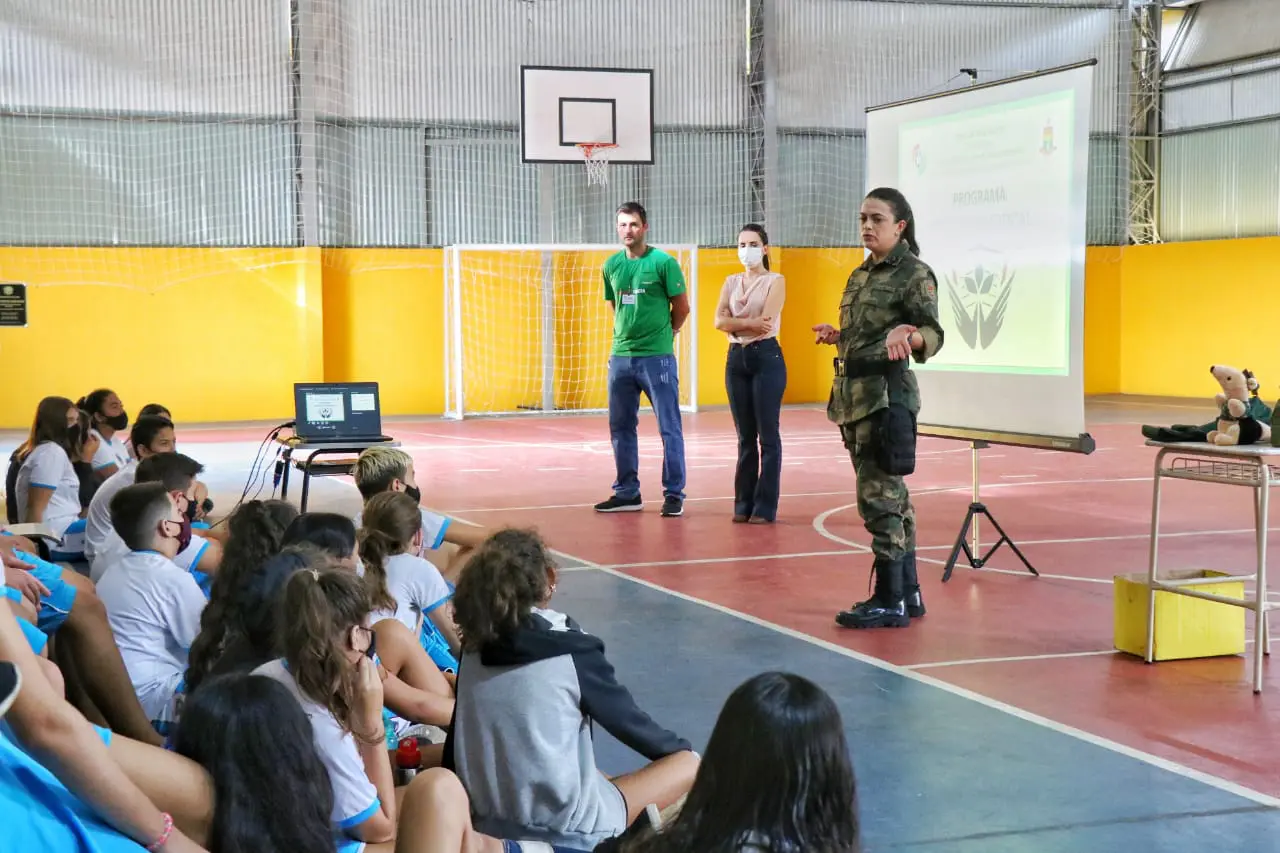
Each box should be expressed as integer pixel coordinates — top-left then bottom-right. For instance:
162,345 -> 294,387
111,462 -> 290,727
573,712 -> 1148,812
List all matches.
726,338 -> 787,520
608,354 -> 686,500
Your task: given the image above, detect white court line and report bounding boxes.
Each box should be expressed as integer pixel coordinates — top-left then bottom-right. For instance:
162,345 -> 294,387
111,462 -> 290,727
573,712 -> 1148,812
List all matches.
443,474 -> 1158,515
551,553 -> 1280,809
904,650 -> 1122,669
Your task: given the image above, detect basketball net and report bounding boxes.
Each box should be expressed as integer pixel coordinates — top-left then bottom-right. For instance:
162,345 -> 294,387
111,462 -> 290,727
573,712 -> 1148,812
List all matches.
577,143 -> 617,186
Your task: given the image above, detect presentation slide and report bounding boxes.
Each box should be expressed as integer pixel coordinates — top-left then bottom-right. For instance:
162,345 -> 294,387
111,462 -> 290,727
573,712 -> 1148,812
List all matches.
865,63 -> 1094,443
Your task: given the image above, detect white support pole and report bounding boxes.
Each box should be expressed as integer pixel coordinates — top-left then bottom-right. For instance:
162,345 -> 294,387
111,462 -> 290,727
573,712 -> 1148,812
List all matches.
448,246 -> 466,419
687,246 -> 700,413
540,249 -> 556,414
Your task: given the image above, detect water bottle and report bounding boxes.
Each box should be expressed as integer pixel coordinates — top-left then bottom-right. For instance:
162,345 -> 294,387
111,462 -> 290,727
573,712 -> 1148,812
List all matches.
396,738 -> 422,785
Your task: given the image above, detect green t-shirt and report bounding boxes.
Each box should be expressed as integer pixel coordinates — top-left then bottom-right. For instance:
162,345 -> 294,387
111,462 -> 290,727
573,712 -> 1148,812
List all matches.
602,247 -> 687,357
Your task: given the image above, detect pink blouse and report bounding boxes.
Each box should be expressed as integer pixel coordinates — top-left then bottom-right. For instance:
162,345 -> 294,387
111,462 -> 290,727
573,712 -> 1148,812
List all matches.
719,271 -> 785,345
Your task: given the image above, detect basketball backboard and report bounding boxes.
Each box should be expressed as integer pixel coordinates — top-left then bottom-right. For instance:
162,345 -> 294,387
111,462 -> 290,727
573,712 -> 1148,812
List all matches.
520,66 -> 655,165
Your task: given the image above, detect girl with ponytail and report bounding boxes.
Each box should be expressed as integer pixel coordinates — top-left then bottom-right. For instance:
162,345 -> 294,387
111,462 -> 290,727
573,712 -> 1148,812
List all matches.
184,499 -> 298,696
253,567 -> 399,847
358,491 -> 459,673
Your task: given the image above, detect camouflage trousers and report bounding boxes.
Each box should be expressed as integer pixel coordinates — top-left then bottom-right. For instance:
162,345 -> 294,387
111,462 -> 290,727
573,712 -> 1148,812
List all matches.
840,416 -> 916,562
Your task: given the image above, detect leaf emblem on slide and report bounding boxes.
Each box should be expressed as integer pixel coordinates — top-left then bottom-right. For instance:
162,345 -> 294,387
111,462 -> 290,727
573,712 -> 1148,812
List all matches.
942,251 -> 1015,350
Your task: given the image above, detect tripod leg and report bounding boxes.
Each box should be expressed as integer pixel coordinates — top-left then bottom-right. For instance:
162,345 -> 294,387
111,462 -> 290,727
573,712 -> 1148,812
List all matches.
942,504 -> 978,583
978,507 -> 1039,576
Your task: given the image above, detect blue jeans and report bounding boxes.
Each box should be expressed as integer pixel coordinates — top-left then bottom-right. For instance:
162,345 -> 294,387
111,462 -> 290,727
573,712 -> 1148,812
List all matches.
726,338 -> 787,520
608,354 -> 686,501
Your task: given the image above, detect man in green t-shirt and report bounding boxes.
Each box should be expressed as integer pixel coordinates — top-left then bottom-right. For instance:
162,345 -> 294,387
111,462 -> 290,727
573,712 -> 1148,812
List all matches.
595,201 -> 690,518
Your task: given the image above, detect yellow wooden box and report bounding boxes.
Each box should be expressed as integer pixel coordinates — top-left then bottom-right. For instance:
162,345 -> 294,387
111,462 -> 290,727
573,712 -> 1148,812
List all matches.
1114,570 -> 1246,661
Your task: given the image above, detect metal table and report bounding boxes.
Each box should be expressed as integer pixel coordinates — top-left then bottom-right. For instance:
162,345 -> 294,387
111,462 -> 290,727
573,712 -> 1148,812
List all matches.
1145,440 -> 1279,692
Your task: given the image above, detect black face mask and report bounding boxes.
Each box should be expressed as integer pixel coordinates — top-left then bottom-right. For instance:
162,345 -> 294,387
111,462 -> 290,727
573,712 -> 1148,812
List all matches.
184,498 -> 199,521
404,484 -> 422,504
104,412 -> 129,432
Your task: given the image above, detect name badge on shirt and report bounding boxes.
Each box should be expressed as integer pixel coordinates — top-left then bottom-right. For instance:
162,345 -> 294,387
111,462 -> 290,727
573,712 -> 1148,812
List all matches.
621,293 -> 638,305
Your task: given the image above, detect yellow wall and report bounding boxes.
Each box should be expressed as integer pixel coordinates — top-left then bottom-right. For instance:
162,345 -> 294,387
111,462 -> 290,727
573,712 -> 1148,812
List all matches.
1117,236 -> 1280,400
1083,246 -> 1123,395
0,247 -> 323,427
3,236 -> 1275,428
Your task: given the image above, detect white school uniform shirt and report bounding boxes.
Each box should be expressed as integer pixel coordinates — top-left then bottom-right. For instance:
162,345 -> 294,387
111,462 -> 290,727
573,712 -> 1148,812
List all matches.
85,461 -> 210,582
95,549 -> 207,721
84,459 -> 136,563
370,552 -> 452,633
15,442 -> 82,540
89,429 -> 131,474
253,658 -> 382,834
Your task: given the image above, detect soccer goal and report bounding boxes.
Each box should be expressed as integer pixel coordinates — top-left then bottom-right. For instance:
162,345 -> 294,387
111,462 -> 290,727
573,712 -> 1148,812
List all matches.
442,243 -> 700,420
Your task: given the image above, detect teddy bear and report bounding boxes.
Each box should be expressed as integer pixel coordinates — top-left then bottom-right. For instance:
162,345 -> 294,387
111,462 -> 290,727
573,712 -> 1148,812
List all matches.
1206,364 -> 1272,446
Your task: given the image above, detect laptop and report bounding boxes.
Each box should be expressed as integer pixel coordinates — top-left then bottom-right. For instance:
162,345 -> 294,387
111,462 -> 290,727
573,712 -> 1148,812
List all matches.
292,381 -> 394,443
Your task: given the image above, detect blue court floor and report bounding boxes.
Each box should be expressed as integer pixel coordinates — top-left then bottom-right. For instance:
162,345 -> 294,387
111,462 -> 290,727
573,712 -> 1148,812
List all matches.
558,568 -> 1280,853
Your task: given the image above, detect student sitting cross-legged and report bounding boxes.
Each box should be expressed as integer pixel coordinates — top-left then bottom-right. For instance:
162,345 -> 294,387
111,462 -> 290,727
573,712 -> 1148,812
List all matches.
95,482 -> 208,740
445,528 -> 699,851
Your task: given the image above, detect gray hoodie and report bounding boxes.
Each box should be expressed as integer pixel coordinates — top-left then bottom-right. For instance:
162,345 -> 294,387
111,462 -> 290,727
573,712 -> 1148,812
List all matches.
443,608 -> 692,850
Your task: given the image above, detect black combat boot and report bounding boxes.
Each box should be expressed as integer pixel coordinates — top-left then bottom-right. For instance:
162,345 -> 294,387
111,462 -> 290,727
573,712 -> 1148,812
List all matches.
836,557 -> 910,629
903,551 -> 925,618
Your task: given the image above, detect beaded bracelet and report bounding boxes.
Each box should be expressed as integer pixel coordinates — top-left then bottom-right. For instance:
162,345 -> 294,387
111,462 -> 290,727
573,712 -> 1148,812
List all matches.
145,812 -> 174,852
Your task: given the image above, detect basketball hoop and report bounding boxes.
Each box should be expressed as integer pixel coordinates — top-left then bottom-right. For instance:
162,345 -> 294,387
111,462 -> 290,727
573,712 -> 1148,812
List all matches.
576,143 -> 617,187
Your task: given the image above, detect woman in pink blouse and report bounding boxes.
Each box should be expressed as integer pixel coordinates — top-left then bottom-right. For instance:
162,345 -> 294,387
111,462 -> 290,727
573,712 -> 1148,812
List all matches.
713,225 -> 787,524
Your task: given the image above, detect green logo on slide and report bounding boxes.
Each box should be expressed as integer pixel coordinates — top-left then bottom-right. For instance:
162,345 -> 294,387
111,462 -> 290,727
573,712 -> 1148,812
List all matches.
943,249 -> 1015,351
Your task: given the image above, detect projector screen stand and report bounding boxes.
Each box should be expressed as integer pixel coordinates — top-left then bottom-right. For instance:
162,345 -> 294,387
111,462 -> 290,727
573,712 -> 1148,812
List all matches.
941,440 -> 1039,583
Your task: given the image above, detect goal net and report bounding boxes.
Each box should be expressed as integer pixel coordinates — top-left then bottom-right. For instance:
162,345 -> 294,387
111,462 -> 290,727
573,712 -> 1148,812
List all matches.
443,244 -> 699,419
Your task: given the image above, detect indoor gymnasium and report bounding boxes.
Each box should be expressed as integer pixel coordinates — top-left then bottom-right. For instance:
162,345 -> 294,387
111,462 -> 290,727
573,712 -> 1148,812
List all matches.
1,1 -> 1279,852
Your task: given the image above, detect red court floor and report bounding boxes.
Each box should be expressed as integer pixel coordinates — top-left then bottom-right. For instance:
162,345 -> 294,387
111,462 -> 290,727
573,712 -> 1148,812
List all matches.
177,398 -> 1279,798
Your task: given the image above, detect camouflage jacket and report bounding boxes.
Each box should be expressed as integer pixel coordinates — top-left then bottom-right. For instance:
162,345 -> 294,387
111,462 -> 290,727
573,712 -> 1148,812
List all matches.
826,239 -> 945,425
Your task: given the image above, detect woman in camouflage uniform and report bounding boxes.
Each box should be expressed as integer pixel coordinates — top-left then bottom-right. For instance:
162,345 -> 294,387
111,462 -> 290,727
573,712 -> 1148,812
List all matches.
812,187 -> 945,630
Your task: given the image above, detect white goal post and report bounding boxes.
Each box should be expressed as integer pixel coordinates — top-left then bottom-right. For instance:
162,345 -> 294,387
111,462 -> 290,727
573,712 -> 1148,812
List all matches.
442,243 -> 700,420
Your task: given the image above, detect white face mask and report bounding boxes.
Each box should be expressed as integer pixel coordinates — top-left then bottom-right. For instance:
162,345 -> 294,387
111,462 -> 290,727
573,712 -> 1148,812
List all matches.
738,245 -> 764,268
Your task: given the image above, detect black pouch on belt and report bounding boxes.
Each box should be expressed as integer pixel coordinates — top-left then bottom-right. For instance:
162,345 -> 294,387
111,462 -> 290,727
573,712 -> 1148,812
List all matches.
842,355 -> 917,476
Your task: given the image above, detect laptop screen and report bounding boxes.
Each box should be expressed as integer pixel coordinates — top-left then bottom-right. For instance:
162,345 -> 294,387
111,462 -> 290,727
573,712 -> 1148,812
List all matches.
293,382 -> 382,439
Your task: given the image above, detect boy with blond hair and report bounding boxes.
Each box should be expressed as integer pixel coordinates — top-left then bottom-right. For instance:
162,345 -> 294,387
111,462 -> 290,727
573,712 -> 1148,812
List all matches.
351,446 -> 488,582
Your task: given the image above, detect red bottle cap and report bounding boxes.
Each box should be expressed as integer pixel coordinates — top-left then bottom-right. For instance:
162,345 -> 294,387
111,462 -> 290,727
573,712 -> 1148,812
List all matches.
396,737 -> 421,768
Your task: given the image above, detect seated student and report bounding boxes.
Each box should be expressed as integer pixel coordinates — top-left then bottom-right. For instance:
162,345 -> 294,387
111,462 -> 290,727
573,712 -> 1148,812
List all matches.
91,452 -> 221,596
180,499 -> 298,697
254,568 -> 399,847
84,415 -> 176,575
0,531 -> 166,748
69,406 -> 106,510
596,672 -> 861,853
133,454 -> 221,597
445,528 -> 698,851
352,446 -> 491,584
185,545 -> 327,695
10,396 -> 90,561
284,513 -> 456,743
95,482 -> 208,740
360,491 -> 459,673
172,671 -> 345,853
0,590 -> 209,853
78,388 -> 133,481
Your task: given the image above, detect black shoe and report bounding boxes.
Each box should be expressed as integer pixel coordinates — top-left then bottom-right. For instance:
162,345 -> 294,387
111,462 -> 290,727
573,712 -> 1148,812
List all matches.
595,495 -> 643,513
835,599 -> 910,629
660,496 -> 684,517
903,552 -> 925,618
